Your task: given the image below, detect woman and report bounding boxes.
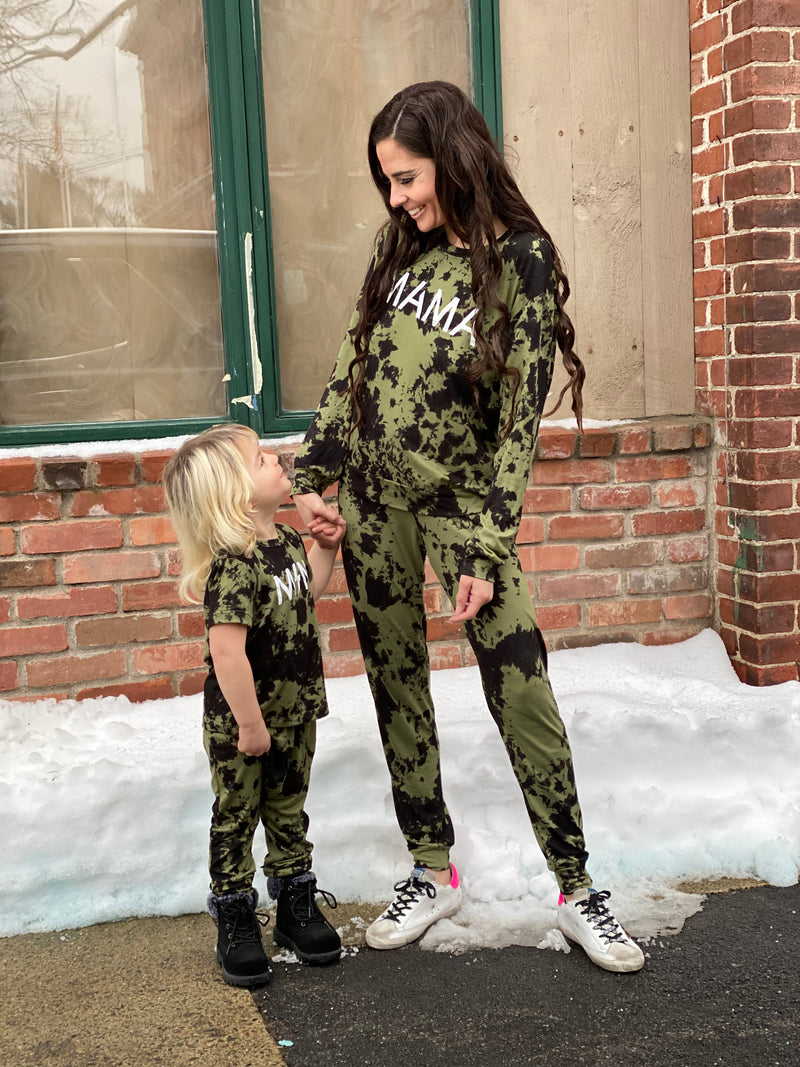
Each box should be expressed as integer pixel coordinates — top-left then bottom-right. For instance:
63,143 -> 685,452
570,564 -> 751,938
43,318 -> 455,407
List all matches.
291,81 -> 643,973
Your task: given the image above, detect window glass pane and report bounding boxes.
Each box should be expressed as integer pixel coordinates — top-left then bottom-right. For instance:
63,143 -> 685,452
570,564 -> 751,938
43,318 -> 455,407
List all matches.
0,0 -> 226,427
260,0 -> 471,412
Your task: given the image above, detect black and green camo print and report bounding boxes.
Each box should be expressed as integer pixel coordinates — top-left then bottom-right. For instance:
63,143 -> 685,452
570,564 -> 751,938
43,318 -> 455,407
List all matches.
203,525 -> 327,894
294,230 -> 560,581
293,230 -> 592,894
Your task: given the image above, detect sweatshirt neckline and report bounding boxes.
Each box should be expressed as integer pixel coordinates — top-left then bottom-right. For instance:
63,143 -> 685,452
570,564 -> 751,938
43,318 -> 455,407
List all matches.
442,229 -> 511,256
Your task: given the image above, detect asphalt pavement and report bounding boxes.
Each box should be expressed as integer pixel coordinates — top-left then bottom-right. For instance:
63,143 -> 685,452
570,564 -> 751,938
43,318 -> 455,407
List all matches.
255,883 -> 798,1067
1,883 -> 797,1067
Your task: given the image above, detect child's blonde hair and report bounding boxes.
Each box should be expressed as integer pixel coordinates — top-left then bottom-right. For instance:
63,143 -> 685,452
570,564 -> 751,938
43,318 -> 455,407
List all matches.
163,423 -> 260,602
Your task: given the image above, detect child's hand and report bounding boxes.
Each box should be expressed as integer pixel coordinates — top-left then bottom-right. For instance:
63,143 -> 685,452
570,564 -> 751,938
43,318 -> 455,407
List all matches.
308,513 -> 346,550
237,720 -> 271,757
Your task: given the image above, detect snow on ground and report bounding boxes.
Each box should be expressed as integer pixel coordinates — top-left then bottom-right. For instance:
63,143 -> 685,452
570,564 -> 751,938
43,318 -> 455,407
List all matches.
1,630 -> 798,952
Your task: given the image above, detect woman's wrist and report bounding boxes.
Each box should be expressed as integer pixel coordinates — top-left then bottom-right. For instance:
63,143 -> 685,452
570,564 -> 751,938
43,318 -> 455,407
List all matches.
460,557 -> 498,584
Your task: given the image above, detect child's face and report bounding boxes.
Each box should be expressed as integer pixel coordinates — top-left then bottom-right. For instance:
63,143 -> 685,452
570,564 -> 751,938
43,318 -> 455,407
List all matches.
238,437 -> 291,512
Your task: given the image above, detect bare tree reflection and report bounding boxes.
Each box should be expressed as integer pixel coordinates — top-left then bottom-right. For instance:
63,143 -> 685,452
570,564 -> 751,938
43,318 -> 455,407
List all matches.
0,1 -> 227,428
0,2 -> 136,74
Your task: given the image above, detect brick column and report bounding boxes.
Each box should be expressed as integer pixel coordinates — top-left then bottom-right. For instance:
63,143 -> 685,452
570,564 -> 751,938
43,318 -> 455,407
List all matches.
691,0 -> 800,684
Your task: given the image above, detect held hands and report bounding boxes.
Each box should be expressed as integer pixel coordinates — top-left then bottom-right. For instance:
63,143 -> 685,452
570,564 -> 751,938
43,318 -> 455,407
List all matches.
237,719 -> 272,757
294,491 -> 347,550
449,574 -> 494,623
308,513 -> 347,550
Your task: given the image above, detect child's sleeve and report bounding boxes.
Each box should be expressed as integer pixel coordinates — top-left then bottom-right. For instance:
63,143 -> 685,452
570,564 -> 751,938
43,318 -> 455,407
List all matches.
205,554 -> 257,628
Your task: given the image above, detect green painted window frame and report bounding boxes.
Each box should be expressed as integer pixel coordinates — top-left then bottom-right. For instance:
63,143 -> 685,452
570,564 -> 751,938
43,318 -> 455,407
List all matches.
0,0 -> 502,447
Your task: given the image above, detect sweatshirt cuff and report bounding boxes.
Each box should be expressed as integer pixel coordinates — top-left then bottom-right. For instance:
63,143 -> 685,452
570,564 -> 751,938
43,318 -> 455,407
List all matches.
459,556 -> 498,583
290,476 -> 318,498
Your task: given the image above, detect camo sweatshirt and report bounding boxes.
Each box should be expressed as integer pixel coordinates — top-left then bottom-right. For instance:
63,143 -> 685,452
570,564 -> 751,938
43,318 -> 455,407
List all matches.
203,525 -> 328,726
292,230 -> 558,582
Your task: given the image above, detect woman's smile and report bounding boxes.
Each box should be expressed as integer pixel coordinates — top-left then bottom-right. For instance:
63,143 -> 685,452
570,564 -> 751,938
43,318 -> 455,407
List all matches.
375,138 -> 447,235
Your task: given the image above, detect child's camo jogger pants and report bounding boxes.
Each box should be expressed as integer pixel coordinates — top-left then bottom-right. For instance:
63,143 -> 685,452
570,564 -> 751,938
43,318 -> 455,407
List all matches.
203,715 -> 316,896
339,482 -> 592,896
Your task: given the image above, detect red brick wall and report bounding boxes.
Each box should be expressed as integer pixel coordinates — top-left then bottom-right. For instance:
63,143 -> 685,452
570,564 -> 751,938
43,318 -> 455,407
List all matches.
0,418 -> 713,702
4,2 -> 798,696
691,0 -> 800,683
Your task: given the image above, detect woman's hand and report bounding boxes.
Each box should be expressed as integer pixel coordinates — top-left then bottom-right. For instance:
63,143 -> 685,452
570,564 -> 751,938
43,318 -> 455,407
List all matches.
308,513 -> 346,550
294,491 -> 346,549
449,575 -> 494,623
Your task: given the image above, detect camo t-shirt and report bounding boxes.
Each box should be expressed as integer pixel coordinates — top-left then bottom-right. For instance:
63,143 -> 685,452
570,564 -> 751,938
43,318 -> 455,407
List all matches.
203,525 -> 328,727
292,229 -> 558,583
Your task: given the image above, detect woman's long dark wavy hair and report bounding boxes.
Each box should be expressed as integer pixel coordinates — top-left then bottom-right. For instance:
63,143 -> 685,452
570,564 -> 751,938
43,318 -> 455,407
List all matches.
346,80 -> 584,436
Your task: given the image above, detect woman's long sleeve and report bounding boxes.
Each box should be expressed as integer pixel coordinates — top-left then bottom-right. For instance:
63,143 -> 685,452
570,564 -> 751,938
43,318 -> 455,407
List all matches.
291,310 -> 359,497
460,240 -> 558,582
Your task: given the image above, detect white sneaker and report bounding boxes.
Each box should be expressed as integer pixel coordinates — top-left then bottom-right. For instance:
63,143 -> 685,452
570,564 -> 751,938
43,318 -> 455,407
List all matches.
366,865 -> 462,949
557,888 -> 645,973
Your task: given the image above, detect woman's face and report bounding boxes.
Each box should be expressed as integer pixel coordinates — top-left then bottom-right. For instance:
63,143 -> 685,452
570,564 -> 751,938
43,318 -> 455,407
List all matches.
374,138 -> 447,236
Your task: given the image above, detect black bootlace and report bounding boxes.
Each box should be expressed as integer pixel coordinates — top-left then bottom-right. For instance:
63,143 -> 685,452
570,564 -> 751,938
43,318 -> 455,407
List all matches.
220,899 -> 269,948
576,890 -> 628,945
384,876 -> 437,924
287,881 -> 338,925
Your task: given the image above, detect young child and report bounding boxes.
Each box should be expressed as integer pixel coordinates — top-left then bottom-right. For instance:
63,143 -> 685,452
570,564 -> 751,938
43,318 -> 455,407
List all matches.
164,423 -> 346,987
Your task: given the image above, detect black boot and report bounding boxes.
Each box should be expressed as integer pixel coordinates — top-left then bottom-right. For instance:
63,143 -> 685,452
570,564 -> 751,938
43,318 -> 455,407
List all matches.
210,890 -> 271,987
274,874 -> 342,964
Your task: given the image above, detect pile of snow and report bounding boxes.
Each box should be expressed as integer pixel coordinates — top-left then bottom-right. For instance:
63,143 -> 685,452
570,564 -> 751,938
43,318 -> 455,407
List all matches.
2,630 -> 797,950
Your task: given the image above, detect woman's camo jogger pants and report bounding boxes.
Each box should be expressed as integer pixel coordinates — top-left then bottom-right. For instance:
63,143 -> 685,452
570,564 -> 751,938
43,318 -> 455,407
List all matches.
339,482 -> 592,895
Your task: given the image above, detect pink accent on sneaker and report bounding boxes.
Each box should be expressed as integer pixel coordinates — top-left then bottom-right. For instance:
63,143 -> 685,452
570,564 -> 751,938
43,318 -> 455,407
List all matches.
449,864 -> 460,889
558,893 -> 566,906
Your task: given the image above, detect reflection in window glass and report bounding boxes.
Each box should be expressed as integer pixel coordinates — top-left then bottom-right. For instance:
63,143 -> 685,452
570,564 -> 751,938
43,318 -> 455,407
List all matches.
261,0 -> 471,412
0,0 -> 226,427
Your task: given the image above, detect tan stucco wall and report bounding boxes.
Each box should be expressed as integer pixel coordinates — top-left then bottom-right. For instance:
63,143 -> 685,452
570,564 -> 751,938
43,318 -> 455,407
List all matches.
499,0 -> 696,422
